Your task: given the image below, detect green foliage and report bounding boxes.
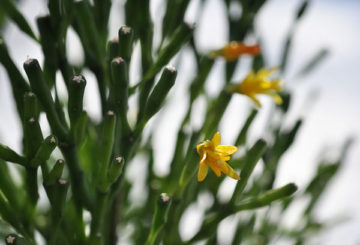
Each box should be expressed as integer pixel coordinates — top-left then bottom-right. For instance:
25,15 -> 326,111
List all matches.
0,0 -> 351,244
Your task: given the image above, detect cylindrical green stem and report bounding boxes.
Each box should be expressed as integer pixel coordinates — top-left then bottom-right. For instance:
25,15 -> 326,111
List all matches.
23,58 -> 68,141
30,135 -> 57,168
0,38 -> 30,121
235,183 -> 298,211
234,109 -> 258,146
90,191 -> 108,243
68,75 -> 87,127
44,159 -> 65,186
98,111 -> 116,192
142,66 -> 177,122
48,179 -> 69,245
60,142 -> 92,210
109,58 -> 129,122
0,143 -> 26,166
230,139 -> 267,204
118,26 -> 134,64
145,193 -> 172,245
37,15 -> 58,86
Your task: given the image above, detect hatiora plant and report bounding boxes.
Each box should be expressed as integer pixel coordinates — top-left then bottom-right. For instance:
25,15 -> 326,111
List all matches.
0,0 -> 351,245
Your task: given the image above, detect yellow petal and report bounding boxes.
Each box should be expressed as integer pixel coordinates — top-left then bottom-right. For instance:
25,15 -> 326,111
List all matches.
216,145 -> 238,155
244,71 -> 255,82
200,152 -> 207,166
211,132 -> 221,147
197,164 -> 209,182
196,144 -> 202,155
220,162 -> 240,180
221,155 -> 231,161
259,81 -> 273,90
196,142 -> 205,155
249,95 -> 261,107
268,67 -> 279,74
207,151 -> 221,161
209,162 -> 222,177
257,68 -> 268,78
270,79 -> 282,91
267,93 -> 283,104
258,67 -> 278,78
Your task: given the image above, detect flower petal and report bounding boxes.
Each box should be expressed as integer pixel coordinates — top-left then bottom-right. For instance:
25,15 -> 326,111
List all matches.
257,68 -> 268,78
220,162 -> 240,180
267,92 -> 283,104
211,132 -> 221,147
207,150 -> 221,161
208,162 -> 222,177
200,152 -> 207,166
197,164 -> 208,182
249,95 -> 261,107
221,155 -> 231,161
243,71 -> 255,83
258,67 -> 278,78
196,142 -> 206,155
216,145 -> 238,155
270,79 -> 282,91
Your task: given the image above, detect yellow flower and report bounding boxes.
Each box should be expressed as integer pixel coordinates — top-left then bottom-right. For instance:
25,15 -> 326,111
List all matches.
196,132 -> 240,182
209,41 -> 260,61
230,67 -> 282,107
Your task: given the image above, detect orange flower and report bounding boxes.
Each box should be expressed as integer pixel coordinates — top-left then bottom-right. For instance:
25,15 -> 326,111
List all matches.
209,42 -> 260,61
196,132 -> 240,182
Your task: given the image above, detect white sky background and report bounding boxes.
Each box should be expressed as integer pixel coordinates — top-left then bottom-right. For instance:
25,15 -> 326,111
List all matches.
0,0 -> 359,244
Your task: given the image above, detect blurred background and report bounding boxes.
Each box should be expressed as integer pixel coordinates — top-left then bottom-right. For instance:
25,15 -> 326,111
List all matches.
0,0 -> 359,244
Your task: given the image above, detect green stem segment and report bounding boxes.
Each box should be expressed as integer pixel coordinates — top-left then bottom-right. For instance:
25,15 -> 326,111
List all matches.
118,26 -> 134,64
68,75 -> 87,127
231,139 -> 267,204
37,15 -> 58,86
98,111 -> 116,192
109,58 -> 129,124
23,58 -> 68,141
90,157 -> 123,244
0,38 -> 30,121
0,144 -> 26,166
90,192 -> 108,243
106,157 -> 125,189
23,92 -> 44,207
46,179 -> 69,245
109,57 -> 131,158
235,183 -> 298,211
1,0 -> 38,41
23,93 -> 41,145
145,193 -> 172,245
60,142 -> 92,211
30,135 -> 57,168
44,159 -> 65,186
234,109 -> 258,146
142,66 -> 177,123
135,23 -> 192,118
143,23 -> 193,83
